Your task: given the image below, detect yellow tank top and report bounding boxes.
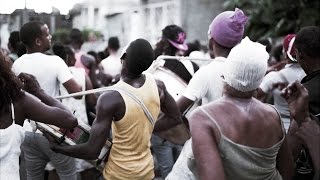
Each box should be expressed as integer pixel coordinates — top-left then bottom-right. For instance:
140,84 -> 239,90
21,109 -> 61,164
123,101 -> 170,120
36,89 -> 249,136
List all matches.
103,73 -> 160,180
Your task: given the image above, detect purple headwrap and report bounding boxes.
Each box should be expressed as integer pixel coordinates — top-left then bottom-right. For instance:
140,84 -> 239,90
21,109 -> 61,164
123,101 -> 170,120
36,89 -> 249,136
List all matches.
209,8 -> 248,48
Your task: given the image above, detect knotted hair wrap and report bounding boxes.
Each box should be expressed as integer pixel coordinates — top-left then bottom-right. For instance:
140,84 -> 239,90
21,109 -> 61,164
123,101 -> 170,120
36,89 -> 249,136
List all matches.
209,8 -> 248,48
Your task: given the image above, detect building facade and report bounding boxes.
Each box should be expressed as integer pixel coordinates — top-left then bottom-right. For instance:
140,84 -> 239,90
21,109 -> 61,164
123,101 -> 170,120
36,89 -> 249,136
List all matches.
71,0 -> 224,48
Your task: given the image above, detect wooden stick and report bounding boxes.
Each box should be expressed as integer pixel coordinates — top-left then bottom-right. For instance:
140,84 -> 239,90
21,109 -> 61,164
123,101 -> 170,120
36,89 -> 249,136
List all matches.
156,55 -> 216,62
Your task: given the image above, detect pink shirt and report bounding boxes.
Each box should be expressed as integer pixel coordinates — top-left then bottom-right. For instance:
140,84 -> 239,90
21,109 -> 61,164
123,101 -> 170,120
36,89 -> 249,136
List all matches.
74,51 -> 90,75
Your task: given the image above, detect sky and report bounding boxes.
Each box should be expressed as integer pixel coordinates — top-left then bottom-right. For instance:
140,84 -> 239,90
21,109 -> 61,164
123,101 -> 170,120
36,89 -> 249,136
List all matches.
0,0 -> 83,14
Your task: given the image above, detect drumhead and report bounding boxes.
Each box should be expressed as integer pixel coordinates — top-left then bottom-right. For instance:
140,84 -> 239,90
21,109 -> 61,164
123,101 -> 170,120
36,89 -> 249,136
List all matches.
151,66 -> 187,101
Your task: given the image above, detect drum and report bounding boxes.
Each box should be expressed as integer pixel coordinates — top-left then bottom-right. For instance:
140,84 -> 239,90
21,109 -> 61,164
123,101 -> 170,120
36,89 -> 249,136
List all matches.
147,60 -> 193,145
150,66 -> 187,101
147,59 -> 200,117
35,122 -> 112,171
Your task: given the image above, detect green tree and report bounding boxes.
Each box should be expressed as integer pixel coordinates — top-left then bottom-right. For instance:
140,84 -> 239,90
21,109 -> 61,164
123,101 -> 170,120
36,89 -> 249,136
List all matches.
52,28 -> 103,43
52,29 -> 70,44
224,0 -> 320,40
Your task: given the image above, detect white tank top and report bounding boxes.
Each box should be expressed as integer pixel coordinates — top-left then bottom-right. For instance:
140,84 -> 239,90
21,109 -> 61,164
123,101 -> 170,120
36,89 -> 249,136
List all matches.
0,103 -> 25,180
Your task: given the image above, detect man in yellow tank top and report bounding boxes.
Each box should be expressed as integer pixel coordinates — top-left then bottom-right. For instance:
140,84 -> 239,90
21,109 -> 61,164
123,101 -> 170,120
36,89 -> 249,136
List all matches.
48,39 -> 183,180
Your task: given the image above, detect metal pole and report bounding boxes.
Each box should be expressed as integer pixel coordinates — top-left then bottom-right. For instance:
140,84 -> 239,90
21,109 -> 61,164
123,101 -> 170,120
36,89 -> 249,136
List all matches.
55,55 -> 218,99
156,55 -> 215,62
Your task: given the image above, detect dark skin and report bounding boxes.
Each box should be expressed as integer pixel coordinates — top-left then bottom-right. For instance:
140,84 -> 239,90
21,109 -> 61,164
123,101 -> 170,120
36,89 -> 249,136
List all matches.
25,24 -> 82,97
70,41 -> 100,89
48,59 -> 182,160
291,36 -> 320,176
177,38 -> 231,114
190,84 -> 294,180
282,81 -> 320,173
0,73 -> 78,129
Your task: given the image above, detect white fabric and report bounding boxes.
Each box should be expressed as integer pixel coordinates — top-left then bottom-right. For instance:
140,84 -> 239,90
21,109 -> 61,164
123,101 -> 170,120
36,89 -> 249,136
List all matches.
60,67 -> 88,125
166,139 -> 197,180
12,53 -> 73,97
260,63 -> 306,131
180,59 -> 196,76
224,37 -> 269,92
0,105 -> 25,180
183,57 -> 226,105
100,54 -> 122,78
12,52 -> 73,132
59,67 -> 93,172
189,51 -> 210,67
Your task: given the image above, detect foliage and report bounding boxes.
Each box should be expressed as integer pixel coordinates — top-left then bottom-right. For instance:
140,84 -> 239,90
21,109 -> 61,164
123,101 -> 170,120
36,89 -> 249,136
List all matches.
224,0 -> 320,41
52,28 -> 103,43
52,28 -> 70,44
82,28 -> 103,41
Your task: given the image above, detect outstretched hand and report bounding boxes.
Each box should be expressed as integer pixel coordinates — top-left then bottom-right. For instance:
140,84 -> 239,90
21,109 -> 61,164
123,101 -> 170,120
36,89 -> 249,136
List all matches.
18,73 -> 42,95
281,81 -> 309,125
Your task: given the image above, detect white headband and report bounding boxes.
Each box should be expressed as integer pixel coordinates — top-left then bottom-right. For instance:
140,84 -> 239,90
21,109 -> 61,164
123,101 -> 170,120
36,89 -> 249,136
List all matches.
286,37 -> 297,62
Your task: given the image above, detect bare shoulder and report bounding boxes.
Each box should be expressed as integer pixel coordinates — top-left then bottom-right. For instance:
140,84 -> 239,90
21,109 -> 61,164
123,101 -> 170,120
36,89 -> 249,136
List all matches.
98,90 -> 123,108
255,99 -> 279,118
252,99 -> 283,131
97,90 -> 125,120
189,105 -> 218,127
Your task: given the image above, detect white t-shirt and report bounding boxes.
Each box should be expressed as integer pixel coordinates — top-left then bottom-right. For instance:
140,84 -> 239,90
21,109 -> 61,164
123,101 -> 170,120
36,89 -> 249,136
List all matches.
260,63 -> 306,116
260,63 -> 305,132
12,52 -> 73,97
183,57 -> 226,105
100,54 -> 122,78
12,52 -> 73,132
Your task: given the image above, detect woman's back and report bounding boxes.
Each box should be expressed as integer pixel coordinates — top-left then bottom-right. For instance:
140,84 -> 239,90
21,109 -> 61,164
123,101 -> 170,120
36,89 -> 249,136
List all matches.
200,97 -> 285,179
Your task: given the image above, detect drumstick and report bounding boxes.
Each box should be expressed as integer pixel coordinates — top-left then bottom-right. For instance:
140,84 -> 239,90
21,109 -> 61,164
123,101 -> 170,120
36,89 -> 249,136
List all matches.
55,87 -> 116,99
55,56 -> 218,100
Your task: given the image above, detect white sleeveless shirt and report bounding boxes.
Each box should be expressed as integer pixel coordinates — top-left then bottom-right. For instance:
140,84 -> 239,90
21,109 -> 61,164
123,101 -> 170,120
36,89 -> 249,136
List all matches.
0,103 -> 25,180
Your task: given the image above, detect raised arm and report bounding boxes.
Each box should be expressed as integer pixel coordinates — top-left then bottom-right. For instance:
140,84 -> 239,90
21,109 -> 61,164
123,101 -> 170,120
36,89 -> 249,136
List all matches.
281,81 -> 310,125
282,81 -> 320,177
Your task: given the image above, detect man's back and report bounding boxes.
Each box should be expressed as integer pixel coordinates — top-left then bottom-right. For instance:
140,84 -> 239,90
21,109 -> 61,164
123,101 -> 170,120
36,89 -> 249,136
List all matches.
12,52 -> 72,97
103,74 -> 161,180
183,57 -> 226,104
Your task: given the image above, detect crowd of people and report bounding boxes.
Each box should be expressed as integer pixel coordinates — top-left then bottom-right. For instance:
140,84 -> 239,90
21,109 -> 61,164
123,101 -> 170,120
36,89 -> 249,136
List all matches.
0,7 -> 319,180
